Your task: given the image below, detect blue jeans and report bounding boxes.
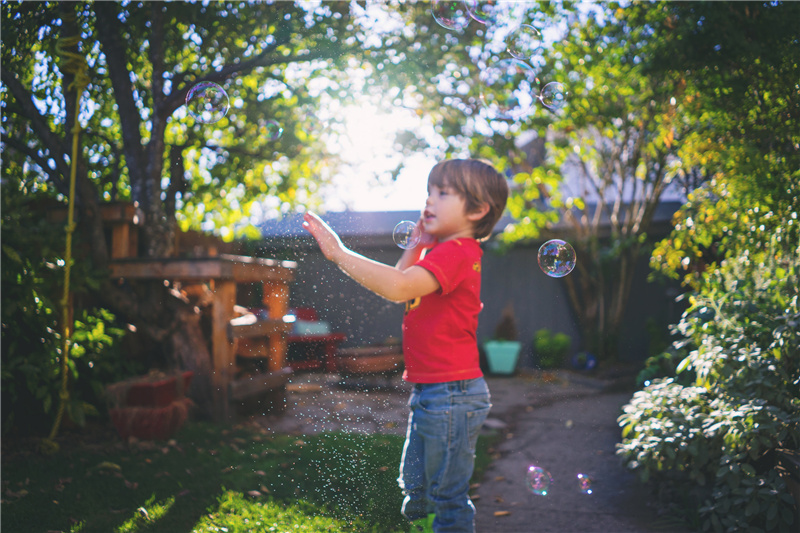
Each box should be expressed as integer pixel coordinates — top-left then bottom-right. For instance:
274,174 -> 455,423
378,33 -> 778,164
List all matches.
398,377 -> 491,533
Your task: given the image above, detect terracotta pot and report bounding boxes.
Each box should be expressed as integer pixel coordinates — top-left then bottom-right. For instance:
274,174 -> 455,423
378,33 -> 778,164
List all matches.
109,398 -> 192,440
106,371 -> 194,440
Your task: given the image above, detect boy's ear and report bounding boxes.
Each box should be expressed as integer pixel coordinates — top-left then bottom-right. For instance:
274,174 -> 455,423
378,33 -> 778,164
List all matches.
466,202 -> 490,221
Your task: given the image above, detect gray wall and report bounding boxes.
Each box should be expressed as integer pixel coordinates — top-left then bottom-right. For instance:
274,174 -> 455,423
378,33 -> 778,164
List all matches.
255,235 -> 685,367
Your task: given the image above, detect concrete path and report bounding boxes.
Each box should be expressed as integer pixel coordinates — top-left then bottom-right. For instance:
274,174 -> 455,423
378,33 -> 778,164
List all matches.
251,371 -> 694,533
473,384 -> 693,533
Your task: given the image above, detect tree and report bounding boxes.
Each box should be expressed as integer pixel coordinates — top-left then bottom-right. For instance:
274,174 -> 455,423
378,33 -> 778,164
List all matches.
617,3 -> 800,530
477,2 -> 689,361
0,0 -> 495,424
642,0 -> 800,287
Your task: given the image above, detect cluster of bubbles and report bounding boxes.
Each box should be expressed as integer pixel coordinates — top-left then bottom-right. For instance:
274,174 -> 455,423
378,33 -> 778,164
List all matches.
526,465 -> 593,496
392,220 -> 422,250
431,0 -> 569,121
185,81 -> 283,141
537,239 -> 576,278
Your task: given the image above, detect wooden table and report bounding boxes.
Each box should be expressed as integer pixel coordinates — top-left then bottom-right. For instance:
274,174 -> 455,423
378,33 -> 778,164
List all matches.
110,254 -> 296,422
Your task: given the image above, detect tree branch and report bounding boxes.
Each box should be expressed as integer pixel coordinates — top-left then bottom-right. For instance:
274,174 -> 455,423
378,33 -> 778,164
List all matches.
0,133 -> 68,196
0,71 -> 71,183
94,2 -> 147,204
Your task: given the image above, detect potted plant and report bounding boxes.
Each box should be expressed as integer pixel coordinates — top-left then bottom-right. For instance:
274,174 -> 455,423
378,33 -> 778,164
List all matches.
483,303 -> 522,375
106,370 -> 193,440
533,329 -> 571,370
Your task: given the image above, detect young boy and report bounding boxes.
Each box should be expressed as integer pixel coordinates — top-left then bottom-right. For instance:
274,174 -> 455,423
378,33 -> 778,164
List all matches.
302,159 -> 509,533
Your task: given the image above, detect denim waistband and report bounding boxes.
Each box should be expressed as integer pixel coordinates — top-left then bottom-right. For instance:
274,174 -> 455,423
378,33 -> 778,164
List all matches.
413,377 -> 485,393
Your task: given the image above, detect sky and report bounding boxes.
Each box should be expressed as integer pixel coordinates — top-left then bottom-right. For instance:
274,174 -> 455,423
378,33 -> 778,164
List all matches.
318,102 -> 444,213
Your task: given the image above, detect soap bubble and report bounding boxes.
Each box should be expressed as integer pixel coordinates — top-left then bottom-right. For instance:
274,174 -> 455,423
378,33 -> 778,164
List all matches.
478,58 -> 538,120
431,0 -> 470,31
526,465 -> 552,496
393,220 -> 421,250
537,239 -> 576,278
464,0 -> 504,25
264,119 -> 283,141
506,24 -> 542,60
539,81 -> 569,111
577,473 -> 593,494
185,82 -> 229,124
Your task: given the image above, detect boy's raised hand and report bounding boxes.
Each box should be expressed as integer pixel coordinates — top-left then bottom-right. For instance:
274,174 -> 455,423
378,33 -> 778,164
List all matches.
302,211 -> 344,261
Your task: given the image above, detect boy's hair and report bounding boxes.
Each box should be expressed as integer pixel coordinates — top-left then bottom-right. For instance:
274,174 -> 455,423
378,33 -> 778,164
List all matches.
428,159 -> 509,240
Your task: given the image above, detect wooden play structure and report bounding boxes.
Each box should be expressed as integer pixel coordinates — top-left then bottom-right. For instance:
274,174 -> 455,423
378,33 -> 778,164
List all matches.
69,202 -> 299,422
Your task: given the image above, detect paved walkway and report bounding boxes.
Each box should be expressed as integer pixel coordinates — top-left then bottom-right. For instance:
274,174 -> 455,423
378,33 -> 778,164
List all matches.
252,371 -> 694,533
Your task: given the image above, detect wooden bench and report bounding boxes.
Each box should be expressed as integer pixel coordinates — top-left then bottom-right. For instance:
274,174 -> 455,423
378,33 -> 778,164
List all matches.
287,333 -> 347,373
336,345 -> 404,376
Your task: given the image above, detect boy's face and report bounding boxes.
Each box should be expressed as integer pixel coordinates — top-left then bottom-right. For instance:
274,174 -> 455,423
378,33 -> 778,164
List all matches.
422,183 -> 479,241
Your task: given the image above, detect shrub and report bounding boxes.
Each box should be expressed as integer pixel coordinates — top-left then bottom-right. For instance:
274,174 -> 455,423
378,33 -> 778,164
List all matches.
617,240 -> 800,532
1,188 -> 139,435
534,329 -> 571,369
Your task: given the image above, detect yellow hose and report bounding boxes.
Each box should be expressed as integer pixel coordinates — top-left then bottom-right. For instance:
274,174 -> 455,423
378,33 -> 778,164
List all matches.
41,13 -> 91,455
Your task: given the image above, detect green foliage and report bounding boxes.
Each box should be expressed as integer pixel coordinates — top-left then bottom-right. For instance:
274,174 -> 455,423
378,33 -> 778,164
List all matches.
533,329 -> 571,369
1,185 -> 139,435
618,243 -> 800,532
644,1 -> 800,289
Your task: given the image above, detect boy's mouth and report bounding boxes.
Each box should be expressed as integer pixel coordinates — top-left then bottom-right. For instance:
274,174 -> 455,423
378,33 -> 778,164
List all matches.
423,210 -> 435,222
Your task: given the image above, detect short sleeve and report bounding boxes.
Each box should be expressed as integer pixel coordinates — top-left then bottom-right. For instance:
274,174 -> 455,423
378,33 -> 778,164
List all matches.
416,240 -> 473,295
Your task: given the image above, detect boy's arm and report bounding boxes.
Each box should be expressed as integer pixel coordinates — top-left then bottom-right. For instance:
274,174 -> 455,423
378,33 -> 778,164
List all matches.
302,212 -> 440,303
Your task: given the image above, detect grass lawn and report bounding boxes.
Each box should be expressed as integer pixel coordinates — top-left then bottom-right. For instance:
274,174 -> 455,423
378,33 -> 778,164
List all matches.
2,421 -> 499,532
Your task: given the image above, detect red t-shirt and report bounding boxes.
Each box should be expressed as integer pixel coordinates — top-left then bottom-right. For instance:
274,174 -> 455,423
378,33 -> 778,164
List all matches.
402,238 -> 484,383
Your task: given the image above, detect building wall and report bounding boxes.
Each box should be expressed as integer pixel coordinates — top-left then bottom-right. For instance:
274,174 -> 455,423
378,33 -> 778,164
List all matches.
257,235 -> 685,367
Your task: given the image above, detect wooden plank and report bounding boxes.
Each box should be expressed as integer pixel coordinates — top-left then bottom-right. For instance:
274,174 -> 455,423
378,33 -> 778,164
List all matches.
110,223 -> 132,259
228,318 -> 292,340
229,254 -> 296,283
229,368 -> 292,401
211,280 -> 237,422
109,255 -> 296,282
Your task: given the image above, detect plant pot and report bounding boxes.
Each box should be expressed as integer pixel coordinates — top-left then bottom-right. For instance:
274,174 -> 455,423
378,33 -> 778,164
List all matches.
483,340 -> 521,375
108,370 -> 193,408
106,371 -> 194,440
109,398 -> 193,440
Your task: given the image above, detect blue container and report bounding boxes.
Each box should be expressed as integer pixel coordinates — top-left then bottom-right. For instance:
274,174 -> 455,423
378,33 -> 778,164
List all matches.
484,341 -> 522,375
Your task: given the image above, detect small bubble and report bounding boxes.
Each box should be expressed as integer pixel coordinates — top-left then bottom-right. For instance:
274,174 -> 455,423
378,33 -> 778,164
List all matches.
185,82 -> 229,124
539,81 -> 569,111
526,464 -> 552,496
537,239 -> 576,278
431,0 -> 470,31
264,119 -> 283,141
393,220 -> 421,250
577,473 -> 593,494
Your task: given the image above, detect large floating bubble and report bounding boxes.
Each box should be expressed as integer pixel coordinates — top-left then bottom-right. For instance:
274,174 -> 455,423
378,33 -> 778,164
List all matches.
185,82 -> 230,124
431,0 -> 470,31
537,239 -> 576,278
393,220 -> 421,250
526,465 -> 552,496
478,58 -> 538,120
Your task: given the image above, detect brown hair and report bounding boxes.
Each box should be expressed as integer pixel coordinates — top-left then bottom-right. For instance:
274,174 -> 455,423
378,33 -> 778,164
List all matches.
427,159 -> 509,240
